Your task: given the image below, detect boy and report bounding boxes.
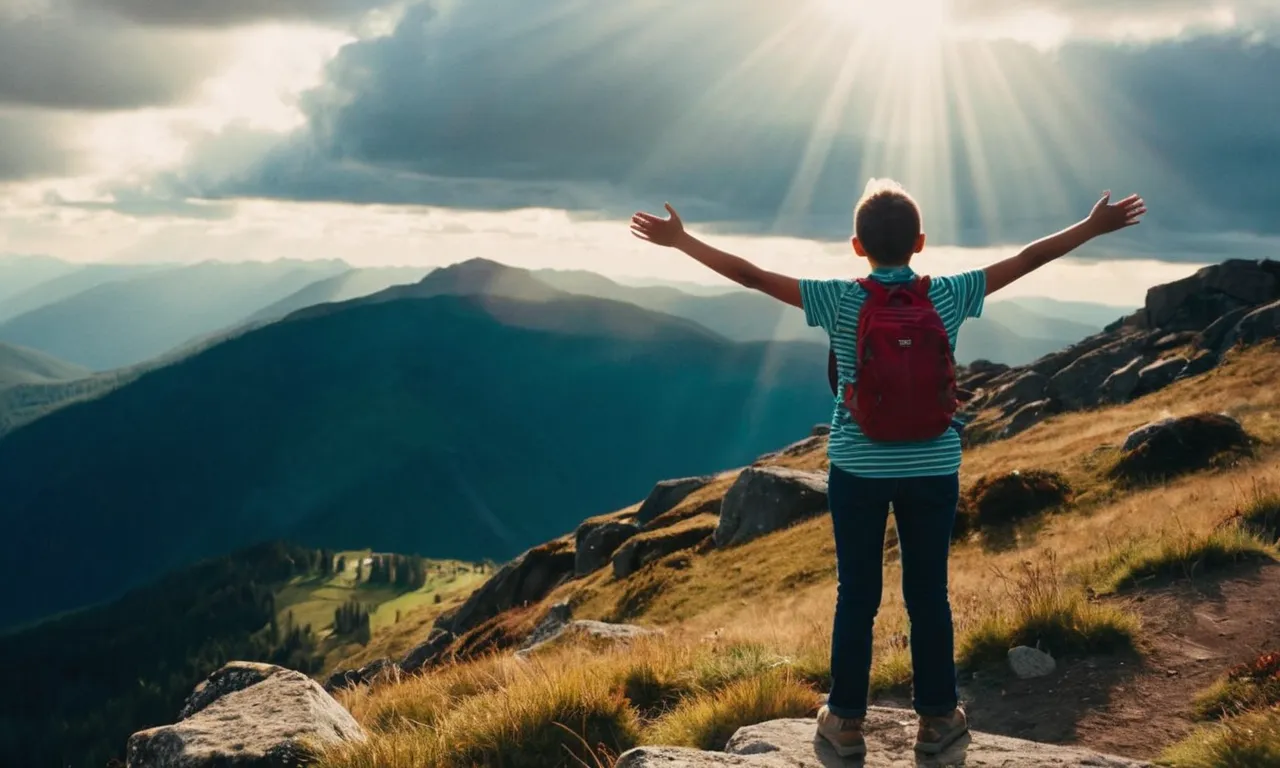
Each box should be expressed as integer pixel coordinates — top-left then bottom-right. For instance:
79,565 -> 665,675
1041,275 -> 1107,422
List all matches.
630,179 -> 1145,757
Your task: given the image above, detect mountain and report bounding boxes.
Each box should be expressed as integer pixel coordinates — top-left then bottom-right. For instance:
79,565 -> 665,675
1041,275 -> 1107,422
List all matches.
0,262 -> 166,323
1003,296 -> 1133,330
246,267 -> 431,324
0,254 -> 81,308
534,266 -> 1098,365
0,259 -> 349,370
0,264 -> 830,630
0,342 -> 89,389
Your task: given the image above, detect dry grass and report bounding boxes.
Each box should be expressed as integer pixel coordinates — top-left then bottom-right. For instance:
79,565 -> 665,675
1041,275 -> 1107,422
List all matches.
319,347 -> 1280,765
1084,528 -> 1277,595
644,672 -> 819,750
1160,706 -> 1280,767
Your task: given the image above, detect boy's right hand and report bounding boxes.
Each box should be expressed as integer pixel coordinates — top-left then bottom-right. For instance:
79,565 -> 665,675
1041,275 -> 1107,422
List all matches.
1086,191 -> 1146,235
631,203 -> 686,248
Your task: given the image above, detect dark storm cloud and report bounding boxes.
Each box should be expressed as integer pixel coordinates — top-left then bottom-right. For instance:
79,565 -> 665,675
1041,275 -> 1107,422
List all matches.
0,10 -> 222,110
81,0 -> 398,28
0,110 -> 77,180
171,0 -> 1280,258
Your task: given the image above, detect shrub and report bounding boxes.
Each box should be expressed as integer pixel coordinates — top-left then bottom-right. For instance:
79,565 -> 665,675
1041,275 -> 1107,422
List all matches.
644,672 -> 818,750
960,469 -> 1071,530
958,558 -> 1139,669
1192,652 -> 1280,721
1109,413 -> 1252,483
1086,529 -> 1276,595
1160,706 -> 1280,768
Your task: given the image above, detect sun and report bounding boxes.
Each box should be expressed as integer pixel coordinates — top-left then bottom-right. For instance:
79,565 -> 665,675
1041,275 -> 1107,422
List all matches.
817,0 -> 953,43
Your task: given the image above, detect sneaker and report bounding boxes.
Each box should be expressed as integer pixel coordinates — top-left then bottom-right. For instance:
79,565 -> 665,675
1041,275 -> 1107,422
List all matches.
915,707 -> 969,755
816,705 -> 867,758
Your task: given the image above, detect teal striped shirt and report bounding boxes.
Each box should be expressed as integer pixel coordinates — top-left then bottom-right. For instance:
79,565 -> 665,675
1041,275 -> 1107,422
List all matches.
800,265 -> 987,478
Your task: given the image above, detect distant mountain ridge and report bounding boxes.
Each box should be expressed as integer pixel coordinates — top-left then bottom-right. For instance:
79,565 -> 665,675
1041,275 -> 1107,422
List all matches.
0,261 -> 831,630
0,342 -> 89,389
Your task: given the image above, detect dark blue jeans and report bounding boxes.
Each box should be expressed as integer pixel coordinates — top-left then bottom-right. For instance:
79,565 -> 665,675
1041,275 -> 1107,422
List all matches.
826,465 -> 960,718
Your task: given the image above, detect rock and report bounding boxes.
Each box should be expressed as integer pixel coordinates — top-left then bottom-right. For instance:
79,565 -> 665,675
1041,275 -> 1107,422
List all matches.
714,467 -> 829,548
1008,646 -> 1058,679
1029,331 -> 1123,378
811,424 -> 831,437
401,627 -> 456,673
1198,305 -> 1253,351
636,477 -> 715,524
324,658 -> 400,693
1098,357 -> 1148,404
1134,357 -> 1188,397
1047,335 -> 1145,410
990,371 -> 1049,412
614,521 -> 718,578
1145,259 -> 1278,330
1150,331 -> 1197,351
961,470 -> 1071,528
518,619 -> 662,656
615,709 -> 1151,767
434,539 -> 575,639
519,601 -> 573,651
1232,299 -> 1280,347
127,663 -> 366,768
1111,413 -> 1252,482
576,519 -> 642,575
1178,349 -> 1220,380
1001,399 -> 1054,439
1121,418 -> 1176,452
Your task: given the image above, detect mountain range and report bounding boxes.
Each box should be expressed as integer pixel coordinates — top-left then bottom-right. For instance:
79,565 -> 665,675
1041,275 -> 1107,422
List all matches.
0,261 -> 835,630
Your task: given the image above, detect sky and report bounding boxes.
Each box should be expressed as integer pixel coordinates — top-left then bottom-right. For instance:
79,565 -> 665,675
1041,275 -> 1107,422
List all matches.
2,0 -> 1278,305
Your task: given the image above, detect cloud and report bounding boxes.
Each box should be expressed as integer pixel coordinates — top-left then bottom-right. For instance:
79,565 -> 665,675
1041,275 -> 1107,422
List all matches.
0,8 -> 224,110
0,110 -> 79,180
78,0 -> 400,28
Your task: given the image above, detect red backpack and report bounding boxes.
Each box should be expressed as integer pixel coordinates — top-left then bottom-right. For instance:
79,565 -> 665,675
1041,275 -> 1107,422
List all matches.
826,276 -> 958,442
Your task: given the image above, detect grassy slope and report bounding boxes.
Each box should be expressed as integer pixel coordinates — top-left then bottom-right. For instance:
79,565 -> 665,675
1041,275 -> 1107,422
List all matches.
326,344 -> 1280,767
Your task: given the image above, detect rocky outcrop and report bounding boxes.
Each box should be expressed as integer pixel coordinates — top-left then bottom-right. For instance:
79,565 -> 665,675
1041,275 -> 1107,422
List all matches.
636,476 -> 715,524
576,518 -> 642,575
714,467 -> 829,548
127,662 -> 366,768
324,658 -> 400,693
400,627 -> 456,673
519,618 -> 661,657
433,540 -> 575,640
1111,413 -> 1252,482
519,601 -> 574,650
614,520 -> 718,578
615,710 -> 1151,767
957,259 -> 1280,443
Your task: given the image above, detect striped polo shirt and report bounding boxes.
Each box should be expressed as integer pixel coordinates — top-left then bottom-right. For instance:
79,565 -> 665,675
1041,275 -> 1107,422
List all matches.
799,265 -> 987,478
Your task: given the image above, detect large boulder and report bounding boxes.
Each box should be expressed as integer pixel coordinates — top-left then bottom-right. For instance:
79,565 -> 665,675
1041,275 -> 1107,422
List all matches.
1098,357 -> 1148,404
517,601 -> 574,651
1111,413 -> 1252,482
434,540 -> 575,638
400,627 -> 456,673
1134,357 -> 1188,397
1198,305 -> 1253,351
615,709 -> 1151,767
518,618 -> 662,657
1178,349 -> 1220,380
324,658 -> 400,693
614,520 -> 718,578
1144,259 -> 1278,330
1231,299 -> 1280,347
636,476 -> 715,524
575,518 -> 642,575
1001,399 -> 1055,439
714,467 -> 829,548
1047,335 -> 1145,410
126,662 -> 366,768
990,371 -> 1049,413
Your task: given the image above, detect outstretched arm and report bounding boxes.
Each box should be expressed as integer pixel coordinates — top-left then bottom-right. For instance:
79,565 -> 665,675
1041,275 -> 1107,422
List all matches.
984,191 -> 1146,296
631,204 -> 802,308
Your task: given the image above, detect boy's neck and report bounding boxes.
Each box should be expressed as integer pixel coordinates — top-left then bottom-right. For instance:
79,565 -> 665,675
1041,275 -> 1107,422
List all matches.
868,262 -> 914,276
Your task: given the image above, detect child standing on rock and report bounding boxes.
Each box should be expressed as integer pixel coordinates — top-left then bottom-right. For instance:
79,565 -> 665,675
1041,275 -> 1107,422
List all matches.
630,179 -> 1145,757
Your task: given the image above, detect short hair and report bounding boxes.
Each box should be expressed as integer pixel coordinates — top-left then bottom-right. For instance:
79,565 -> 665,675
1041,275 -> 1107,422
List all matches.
854,178 -> 922,266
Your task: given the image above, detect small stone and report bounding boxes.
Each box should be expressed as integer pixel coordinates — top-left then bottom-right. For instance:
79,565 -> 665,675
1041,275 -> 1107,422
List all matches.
1008,645 -> 1057,679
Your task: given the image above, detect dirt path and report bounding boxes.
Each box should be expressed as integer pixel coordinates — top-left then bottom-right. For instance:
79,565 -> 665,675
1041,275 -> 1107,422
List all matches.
943,562 -> 1280,760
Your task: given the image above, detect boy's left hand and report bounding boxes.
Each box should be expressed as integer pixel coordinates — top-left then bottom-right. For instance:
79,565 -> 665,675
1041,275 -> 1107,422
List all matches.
1087,191 -> 1147,235
631,203 -> 686,247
